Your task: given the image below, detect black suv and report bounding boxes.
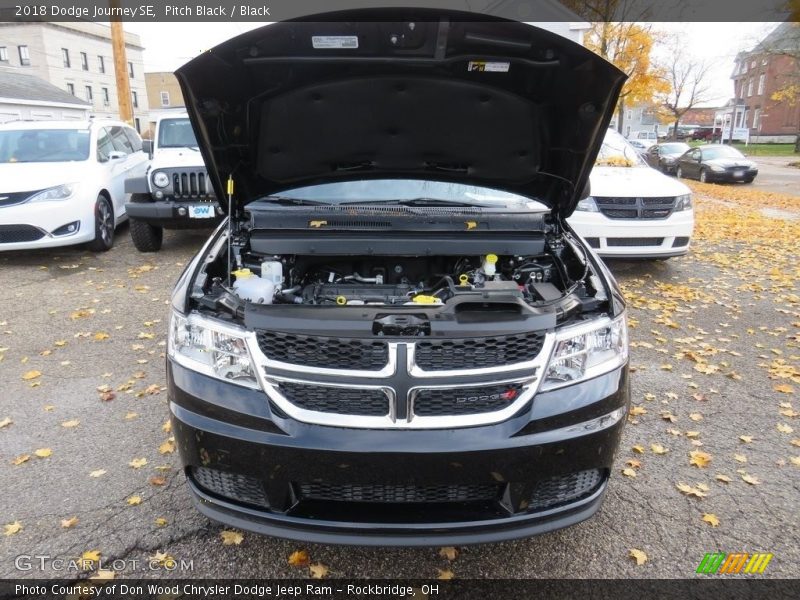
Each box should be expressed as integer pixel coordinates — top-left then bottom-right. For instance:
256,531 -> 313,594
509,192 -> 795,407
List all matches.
167,9 -> 630,545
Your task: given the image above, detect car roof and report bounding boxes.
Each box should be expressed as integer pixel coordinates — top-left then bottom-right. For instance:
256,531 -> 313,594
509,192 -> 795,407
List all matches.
0,119 -> 131,131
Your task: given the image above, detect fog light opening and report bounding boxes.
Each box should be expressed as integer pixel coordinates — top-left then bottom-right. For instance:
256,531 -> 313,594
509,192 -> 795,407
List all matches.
51,221 -> 81,236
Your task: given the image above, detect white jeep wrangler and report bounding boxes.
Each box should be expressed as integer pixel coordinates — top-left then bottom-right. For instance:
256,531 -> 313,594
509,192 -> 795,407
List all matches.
124,113 -> 222,252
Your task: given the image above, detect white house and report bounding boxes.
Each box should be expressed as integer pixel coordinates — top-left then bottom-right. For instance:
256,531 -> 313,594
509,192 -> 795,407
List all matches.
0,67 -> 90,123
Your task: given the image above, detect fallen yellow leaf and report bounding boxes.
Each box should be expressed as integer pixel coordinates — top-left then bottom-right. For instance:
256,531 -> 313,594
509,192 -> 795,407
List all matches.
155,517 -> 168,527
4,521 -> 22,536
439,546 -> 458,561
288,550 -> 309,567
437,568 -> 455,580
22,370 -> 41,381
61,419 -> 80,428
715,474 -> 732,483
629,548 -> 648,565
651,443 -> 669,455
220,530 -> 244,545
80,550 -> 101,570
126,495 -> 142,506
158,439 -> 175,454
774,384 -> 794,394
622,467 -> 637,478
129,457 -> 148,469
60,516 -> 79,529
739,435 -> 754,444
676,482 -> 707,498
689,450 -> 712,468
702,513 -> 720,527
34,448 -> 52,458
777,423 -> 794,434
89,469 -> 106,478
0,417 -> 12,429
12,454 -> 30,466
741,473 -> 761,485
309,563 -> 329,579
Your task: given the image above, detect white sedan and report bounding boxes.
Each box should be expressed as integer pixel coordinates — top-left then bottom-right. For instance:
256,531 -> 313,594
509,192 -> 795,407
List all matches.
568,129 -> 694,259
0,120 -> 148,252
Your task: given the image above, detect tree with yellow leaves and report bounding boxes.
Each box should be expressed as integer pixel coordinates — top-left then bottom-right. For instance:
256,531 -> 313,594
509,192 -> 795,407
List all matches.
584,22 -> 670,135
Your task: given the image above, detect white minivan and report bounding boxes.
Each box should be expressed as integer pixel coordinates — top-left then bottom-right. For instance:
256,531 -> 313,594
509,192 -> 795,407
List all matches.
0,119 -> 148,252
568,129 -> 694,259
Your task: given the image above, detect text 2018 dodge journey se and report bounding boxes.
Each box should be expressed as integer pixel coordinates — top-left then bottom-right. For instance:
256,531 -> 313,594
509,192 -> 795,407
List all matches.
168,9 -> 630,545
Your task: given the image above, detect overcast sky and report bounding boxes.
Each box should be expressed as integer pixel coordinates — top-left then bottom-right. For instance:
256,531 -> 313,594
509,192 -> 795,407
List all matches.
126,21 -> 779,107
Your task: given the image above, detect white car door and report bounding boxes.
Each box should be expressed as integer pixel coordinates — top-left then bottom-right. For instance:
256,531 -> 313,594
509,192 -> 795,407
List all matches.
106,125 -> 147,220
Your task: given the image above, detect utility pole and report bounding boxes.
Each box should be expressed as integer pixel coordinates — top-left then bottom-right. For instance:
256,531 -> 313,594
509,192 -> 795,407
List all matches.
110,0 -> 133,125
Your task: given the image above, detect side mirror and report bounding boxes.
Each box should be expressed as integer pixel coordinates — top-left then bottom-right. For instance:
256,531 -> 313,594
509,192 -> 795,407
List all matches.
108,151 -> 126,161
142,140 -> 153,156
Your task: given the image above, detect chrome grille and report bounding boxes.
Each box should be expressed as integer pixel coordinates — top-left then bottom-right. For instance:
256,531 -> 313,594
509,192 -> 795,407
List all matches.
595,196 -> 676,220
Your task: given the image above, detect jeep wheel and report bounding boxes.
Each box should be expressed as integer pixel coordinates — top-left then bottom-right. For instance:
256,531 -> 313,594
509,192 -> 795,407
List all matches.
87,194 -> 115,252
129,194 -> 163,252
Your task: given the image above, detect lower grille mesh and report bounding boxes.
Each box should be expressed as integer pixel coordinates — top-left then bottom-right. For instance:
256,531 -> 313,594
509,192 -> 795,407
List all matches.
528,469 -> 602,511
192,467 -> 268,507
607,237 -> 664,247
0,224 -> 45,243
276,381 -> 389,416
298,482 -> 500,503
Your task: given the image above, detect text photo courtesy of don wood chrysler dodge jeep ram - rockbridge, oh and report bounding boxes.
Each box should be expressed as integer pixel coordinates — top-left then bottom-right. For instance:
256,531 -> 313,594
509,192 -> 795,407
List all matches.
165,10 -> 631,545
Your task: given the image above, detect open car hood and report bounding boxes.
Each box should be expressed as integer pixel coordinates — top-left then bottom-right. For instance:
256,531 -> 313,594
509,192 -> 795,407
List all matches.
175,8 -> 625,219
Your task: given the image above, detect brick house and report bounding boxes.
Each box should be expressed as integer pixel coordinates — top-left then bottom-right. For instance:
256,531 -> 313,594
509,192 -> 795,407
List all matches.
728,22 -> 800,143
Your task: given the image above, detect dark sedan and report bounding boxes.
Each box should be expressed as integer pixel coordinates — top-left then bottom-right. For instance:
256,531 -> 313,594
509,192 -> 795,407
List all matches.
643,142 -> 691,174
675,145 -> 758,184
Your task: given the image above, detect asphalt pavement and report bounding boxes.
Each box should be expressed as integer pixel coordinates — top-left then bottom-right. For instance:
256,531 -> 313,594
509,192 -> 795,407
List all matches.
0,197 -> 798,580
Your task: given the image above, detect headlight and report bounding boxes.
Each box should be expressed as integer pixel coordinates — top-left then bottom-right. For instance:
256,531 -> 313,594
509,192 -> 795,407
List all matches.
153,171 -> 170,188
168,311 -> 259,389
710,165 -> 725,173
28,184 -> 77,203
674,194 -> 693,211
541,314 -> 628,391
575,197 -> 599,212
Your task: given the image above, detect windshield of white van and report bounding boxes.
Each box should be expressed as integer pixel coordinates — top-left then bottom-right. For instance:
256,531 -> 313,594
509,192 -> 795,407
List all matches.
0,129 -> 90,163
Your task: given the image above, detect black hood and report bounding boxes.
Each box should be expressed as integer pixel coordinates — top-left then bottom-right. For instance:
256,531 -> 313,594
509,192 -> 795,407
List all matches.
176,9 -> 625,218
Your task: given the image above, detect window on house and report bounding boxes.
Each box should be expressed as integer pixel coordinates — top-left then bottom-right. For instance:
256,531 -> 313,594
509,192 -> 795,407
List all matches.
0,47 -> 8,62
626,110 -> 632,120
98,55 -> 105,73
747,78 -> 753,96
750,60 -> 756,69
758,73 -> 765,96
18,45 -> 30,66
62,48 -> 70,68
128,61 -> 134,78
80,52 -> 88,71
66,83 -> 75,96
742,110 -> 749,128
132,91 -> 138,108
85,86 -> 93,102
102,87 -> 110,106
160,91 -> 170,107
134,119 -> 142,134
753,108 -> 761,129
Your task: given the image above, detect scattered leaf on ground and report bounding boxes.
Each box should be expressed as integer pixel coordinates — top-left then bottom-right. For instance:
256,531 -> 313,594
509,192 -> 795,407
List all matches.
702,513 -> 720,527
629,549 -> 648,565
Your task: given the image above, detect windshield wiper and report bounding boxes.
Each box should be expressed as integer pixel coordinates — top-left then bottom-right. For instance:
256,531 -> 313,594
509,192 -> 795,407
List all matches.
340,197 -> 488,207
256,196 -> 332,206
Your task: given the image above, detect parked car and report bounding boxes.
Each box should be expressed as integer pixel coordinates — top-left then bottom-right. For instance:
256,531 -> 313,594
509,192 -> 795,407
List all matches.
167,12 -> 631,545
627,130 -> 657,148
628,139 -> 650,153
675,145 -> 758,183
691,126 -> 716,141
0,119 -> 147,251
642,142 -> 691,174
125,113 -> 222,252
569,129 -> 694,258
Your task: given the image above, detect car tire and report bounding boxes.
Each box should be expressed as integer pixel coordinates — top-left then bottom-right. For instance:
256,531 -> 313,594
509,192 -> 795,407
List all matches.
676,166 -> 684,179
699,169 -> 708,183
87,194 -> 115,252
129,194 -> 164,252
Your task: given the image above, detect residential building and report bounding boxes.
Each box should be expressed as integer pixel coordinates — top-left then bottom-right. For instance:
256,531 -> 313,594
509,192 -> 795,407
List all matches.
0,21 -> 149,131
0,67 -> 90,123
144,71 -> 187,134
727,22 -> 800,143
608,103 -> 663,138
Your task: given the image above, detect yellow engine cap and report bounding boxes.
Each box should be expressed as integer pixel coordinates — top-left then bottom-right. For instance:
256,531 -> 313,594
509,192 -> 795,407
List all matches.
412,294 -> 439,304
485,253 -> 498,264
458,274 -> 469,285
232,268 -> 253,279
335,295 -> 347,305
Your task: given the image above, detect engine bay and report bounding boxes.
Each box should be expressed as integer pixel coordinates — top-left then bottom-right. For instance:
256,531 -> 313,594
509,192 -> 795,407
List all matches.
193,226 -> 609,324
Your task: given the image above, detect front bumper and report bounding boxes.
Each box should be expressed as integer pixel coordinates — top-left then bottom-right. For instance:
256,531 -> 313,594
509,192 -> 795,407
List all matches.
706,168 -> 758,183
125,200 -> 223,229
169,359 -> 629,546
568,209 -> 694,258
0,201 -> 94,251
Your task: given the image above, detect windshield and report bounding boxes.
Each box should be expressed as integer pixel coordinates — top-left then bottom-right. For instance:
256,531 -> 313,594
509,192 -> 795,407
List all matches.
157,118 -> 198,148
703,146 -> 745,160
660,143 -> 690,154
269,179 -> 545,208
0,129 -> 90,163
595,130 -> 646,167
